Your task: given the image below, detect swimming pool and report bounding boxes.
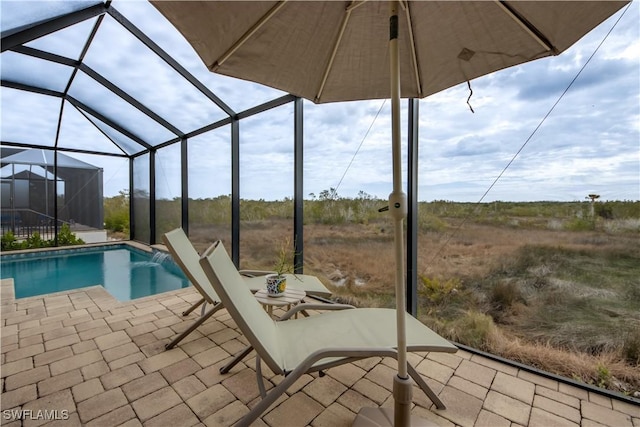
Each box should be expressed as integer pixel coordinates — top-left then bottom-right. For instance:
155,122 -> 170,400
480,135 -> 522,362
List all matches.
0,244 -> 191,301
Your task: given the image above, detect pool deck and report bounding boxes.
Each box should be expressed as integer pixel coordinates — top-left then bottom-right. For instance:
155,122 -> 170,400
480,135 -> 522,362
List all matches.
1,279 -> 638,427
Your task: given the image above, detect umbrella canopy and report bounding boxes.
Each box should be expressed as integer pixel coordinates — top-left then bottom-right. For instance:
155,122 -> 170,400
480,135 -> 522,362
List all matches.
152,1 -> 626,103
152,1 -> 628,425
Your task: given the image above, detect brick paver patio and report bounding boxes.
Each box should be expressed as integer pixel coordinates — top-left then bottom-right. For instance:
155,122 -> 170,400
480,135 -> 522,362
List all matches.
1,278 -> 638,426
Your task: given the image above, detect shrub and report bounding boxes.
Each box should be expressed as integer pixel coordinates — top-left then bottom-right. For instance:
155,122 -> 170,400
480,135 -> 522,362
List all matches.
490,280 -> 523,310
417,212 -> 446,232
623,329 -> 640,366
25,232 -> 48,249
104,190 -> 130,233
447,311 -> 497,350
595,363 -> 611,388
104,211 -> 129,233
595,203 -> 614,220
57,224 -> 85,246
1,224 -> 85,251
565,218 -> 595,231
419,276 -> 459,305
487,280 -> 528,324
1,231 -> 18,251
497,244 -> 550,276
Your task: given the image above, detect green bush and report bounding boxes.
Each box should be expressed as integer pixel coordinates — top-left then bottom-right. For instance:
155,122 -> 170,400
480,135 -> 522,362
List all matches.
104,211 -> 129,233
565,218 -> 595,231
1,224 -> 84,251
1,231 -> 19,251
417,212 -> 446,232
419,276 -> 459,305
104,190 -> 130,233
57,224 -> 85,246
448,311 -> 496,350
595,203 -> 614,220
25,232 -> 49,249
595,363 -> 611,388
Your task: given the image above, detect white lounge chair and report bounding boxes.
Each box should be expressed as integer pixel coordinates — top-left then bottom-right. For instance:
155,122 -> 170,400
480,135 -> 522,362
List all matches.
199,240 -> 457,426
162,228 -> 331,373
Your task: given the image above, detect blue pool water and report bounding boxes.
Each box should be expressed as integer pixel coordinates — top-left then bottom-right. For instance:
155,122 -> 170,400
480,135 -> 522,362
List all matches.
0,245 -> 190,301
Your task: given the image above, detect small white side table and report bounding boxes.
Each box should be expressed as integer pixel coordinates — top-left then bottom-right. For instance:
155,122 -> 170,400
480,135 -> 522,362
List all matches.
254,288 -> 306,319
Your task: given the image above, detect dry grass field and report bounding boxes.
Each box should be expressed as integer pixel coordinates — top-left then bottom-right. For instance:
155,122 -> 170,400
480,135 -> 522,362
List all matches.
189,215 -> 640,398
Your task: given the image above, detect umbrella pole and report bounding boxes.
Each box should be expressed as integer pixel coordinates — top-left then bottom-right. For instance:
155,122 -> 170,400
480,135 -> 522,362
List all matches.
389,2 -> 411,426
353,3 -> 429,427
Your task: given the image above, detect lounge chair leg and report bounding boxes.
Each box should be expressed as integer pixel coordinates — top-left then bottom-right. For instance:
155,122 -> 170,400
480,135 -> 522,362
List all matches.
406,362 -> 447,409
165,303 -> 221,350
219,345 -> 254,374
239,364 -> 301,427
256,354 -> 267,398
182,297 -> 206,316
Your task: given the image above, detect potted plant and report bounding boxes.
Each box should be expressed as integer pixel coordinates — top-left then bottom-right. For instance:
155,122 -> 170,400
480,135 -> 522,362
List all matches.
265,237 -> 296,297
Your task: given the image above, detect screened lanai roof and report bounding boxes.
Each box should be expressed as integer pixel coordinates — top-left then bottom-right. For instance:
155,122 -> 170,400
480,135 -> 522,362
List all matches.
0,0 -> 286,159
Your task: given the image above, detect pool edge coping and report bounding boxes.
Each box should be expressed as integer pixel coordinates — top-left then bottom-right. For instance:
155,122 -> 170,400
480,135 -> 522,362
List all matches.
0,240 -> 154,258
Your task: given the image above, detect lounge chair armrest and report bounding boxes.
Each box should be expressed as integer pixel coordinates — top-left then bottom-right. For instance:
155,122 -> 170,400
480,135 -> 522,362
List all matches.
279,303 -> 354,320
239,269 -> 275,277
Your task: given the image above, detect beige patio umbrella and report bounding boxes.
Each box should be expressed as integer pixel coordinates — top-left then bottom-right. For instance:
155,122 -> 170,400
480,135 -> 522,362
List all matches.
152,1 -> 628,425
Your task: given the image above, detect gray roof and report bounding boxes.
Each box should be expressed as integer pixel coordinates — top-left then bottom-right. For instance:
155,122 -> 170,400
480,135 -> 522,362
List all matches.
1,149 -> 100,170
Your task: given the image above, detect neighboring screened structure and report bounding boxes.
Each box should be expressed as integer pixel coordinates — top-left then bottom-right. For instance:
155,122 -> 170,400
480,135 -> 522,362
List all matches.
1,149 -> 104,236
1,148 -> 103,233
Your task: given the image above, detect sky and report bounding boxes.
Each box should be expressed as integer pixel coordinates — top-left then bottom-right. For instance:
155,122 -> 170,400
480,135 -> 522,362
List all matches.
1,0 -> 639,203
